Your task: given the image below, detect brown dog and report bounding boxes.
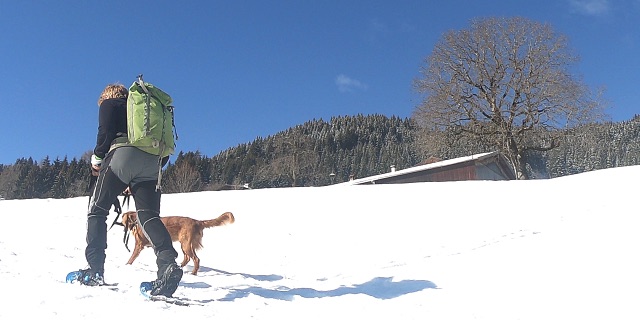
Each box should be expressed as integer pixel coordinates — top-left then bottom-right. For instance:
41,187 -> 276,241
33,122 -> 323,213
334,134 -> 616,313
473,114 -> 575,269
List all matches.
121,211 -> 235,275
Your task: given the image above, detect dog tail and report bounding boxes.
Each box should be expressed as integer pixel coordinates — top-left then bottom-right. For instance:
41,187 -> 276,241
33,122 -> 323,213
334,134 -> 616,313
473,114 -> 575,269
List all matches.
201,212 -> 235,229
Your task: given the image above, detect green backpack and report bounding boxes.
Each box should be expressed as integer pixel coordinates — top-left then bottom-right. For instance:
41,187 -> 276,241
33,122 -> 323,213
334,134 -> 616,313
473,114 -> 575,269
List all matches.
127,75 -> 177,158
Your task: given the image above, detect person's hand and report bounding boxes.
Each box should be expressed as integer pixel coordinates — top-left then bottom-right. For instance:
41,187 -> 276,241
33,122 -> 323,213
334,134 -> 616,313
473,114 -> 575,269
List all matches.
91,154 -> 102,175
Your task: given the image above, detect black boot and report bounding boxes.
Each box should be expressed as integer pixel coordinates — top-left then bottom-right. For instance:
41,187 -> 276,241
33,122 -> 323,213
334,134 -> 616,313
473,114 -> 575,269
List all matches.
78,268 -> 106,286
150,262 -> 183,297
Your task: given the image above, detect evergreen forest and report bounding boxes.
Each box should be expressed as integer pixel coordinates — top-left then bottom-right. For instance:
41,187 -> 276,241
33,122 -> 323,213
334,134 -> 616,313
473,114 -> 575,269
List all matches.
1,114 -> 638,200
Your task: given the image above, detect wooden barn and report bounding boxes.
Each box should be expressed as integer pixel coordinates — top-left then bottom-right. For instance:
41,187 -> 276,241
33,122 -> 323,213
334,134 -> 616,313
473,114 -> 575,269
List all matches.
341,151 -> 516,185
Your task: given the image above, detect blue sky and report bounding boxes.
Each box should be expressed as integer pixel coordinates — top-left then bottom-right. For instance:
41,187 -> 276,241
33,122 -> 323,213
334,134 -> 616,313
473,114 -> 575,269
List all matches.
0,0 -> 638,165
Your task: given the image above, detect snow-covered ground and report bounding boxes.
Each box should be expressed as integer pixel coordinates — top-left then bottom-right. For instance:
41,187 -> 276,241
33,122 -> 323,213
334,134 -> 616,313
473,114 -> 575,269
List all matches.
1,165 -> 638,319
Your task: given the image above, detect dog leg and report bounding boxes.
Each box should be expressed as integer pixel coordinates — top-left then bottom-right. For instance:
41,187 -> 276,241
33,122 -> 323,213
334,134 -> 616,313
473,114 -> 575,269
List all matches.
127,244 -> 144,265
180,242 -> 200,275
191,253 -> 200,275
180,241 -> 192,268
180,253 -> 190,268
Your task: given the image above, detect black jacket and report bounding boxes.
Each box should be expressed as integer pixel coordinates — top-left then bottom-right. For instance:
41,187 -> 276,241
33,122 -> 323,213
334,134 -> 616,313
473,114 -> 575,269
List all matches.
93,98 -> 127,159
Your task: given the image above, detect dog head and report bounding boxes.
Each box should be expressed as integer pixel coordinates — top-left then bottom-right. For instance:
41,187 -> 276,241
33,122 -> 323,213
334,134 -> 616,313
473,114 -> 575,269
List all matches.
121,211 -> 138,231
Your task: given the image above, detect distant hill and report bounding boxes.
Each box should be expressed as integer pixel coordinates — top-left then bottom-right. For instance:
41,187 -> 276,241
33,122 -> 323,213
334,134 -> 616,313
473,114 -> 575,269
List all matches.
1,114 -> 639,198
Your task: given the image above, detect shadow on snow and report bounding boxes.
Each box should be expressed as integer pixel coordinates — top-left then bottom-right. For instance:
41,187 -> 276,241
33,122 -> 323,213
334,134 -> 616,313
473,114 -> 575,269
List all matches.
216,275 -> 437,302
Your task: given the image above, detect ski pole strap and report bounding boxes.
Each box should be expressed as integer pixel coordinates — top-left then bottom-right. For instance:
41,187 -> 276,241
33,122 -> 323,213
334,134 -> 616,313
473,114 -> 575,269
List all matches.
121,191 -> 131,210
123,227 -> 130,252
119,189 -> 132,252
108,198 -> 124,231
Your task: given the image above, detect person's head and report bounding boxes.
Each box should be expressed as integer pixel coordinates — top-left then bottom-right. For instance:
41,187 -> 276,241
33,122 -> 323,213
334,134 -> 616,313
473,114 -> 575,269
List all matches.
97,83 -> 128,106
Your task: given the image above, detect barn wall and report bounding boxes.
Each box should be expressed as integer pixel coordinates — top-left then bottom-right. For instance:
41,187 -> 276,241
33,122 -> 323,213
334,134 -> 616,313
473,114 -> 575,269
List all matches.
374,162 -> 477,184
476,162 -> 511,180
428,163 -> 476,181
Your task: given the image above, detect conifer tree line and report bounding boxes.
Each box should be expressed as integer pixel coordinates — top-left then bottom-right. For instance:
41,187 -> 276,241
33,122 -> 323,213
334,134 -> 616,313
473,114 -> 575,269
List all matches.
0,113 -> 638,200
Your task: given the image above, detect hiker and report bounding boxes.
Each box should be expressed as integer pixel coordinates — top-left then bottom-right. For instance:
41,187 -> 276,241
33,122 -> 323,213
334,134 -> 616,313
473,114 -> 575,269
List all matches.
74,83 -> 182,297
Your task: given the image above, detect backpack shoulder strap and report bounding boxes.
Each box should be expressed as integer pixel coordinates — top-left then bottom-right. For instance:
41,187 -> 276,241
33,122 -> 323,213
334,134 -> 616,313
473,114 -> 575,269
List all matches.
135,74 -> 166,191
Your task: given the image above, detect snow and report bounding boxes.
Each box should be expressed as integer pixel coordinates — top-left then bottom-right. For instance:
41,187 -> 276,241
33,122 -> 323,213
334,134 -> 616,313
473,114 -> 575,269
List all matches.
1,165 -> 639,319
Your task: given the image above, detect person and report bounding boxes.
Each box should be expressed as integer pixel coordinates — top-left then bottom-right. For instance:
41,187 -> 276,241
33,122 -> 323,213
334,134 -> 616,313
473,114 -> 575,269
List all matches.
75,83 -> 183,297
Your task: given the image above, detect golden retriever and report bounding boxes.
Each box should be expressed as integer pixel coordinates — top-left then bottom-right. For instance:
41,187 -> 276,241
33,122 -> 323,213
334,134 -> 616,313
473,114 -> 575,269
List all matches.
121,211 -> 235,275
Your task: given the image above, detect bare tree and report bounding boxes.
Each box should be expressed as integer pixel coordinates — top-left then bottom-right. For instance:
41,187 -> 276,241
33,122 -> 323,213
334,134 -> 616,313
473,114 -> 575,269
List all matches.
413,17 -> 607,179
164,160 -> 201,193
257,132 -> 318,187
